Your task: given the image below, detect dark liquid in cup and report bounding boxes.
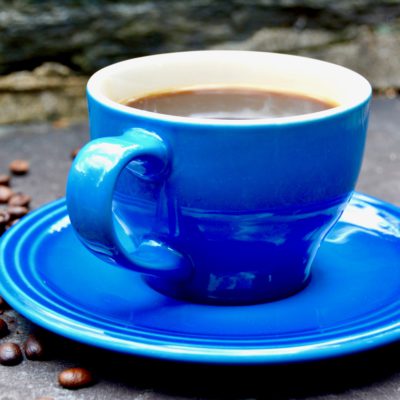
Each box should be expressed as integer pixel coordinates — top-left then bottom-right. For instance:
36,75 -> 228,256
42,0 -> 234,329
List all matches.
123,87 -> 337,119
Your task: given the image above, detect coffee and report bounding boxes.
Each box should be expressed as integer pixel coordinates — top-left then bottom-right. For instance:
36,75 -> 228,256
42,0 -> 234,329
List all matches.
123,87 -> 337,119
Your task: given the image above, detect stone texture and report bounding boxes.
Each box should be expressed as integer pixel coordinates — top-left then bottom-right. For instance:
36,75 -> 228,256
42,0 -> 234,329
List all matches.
0,63 -> 87,124
1,0 -> 400,74
1,0 -> 400,123
215,25 -> 400,89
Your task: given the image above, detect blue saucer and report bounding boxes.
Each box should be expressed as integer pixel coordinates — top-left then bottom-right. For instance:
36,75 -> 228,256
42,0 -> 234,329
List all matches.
1,193 -> 400,364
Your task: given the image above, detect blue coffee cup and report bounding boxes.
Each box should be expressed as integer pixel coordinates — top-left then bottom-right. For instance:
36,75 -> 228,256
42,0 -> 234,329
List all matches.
66,51 -> 371,305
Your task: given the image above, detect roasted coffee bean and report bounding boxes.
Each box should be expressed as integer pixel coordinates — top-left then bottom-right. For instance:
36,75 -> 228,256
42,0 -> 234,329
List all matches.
7,206 -> 28,220
0,296 -> 10,311
0,319 -> 9,338
24,334 -> 46,360
0,174 -> 11,186
0,211 -> 10,234
70,147 -> 81,160
0,186 -> 13,204
9,159 -> 30,175
6,218 -> 19,230
52,118 -> 69,129
8,193 -> 31,207
58,367 -> 94,389
0,211 -> 10,225
0,342 -> 23,366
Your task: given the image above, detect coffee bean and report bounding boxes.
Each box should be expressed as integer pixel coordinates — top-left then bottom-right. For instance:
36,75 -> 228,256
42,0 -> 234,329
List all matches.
9,159 -> 30,176
0,296 -> 10,311
0,343 -> 23,366
7,206 -> 28,220
6,218 -> 19,230
70,147 -> 81,160
58,367 -> 94,389
0,211 -> 10,234
52,118 -> 69,129
0,186 -> 13,204
0,211 -> 10,225
8,193 -> 31,207
0,319 -> 9,338
0,174 -> 11,186
24,335 -> 46,360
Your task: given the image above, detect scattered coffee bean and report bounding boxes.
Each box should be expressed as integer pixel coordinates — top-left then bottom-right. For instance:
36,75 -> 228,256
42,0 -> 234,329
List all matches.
24,335 -> 46,360
58,367 -> 94,389
52,118 -> 69,129
0,319 -> 9,338
0,296 -> 10,311
0,211 -> 10,234
0,211 -> 10,225
9,159 -> 30,176
6,218 -> 19,230
0,174 -> 11,186
0,342 -> 23,366
70,147 -> 81,160
0,186 -> 13,204
7,206 -> 28,220
8,193 -> 31,208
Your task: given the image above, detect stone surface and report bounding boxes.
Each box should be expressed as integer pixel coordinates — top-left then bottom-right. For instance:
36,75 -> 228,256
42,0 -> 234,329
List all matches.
0,63 -> 87,124
1,0 -> 400,123
1,0 -> 400,74
0,97 -> 398,398
215,26 -> 400,89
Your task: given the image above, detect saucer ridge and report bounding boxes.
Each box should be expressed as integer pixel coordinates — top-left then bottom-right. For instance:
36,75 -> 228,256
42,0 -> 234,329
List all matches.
1,193 -> 400,364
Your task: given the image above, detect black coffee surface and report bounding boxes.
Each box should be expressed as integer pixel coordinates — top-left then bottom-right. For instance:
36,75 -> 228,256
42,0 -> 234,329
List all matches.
124,87 -> 337,119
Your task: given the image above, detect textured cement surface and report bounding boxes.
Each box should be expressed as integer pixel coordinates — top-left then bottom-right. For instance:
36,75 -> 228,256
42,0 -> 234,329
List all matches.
0,97 -> 399,399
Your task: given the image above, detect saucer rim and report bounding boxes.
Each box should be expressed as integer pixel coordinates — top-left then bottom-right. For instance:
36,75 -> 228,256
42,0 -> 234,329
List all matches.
1,193 -> 400,364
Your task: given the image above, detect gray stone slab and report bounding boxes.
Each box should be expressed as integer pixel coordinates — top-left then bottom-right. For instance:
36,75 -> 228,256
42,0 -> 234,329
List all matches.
0,97 -> 399,399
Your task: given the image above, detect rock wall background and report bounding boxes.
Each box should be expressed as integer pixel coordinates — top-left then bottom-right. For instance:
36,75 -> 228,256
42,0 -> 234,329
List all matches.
1,0 -> 400,124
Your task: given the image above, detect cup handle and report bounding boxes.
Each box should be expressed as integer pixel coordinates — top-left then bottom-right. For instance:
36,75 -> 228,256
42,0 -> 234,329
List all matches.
66,128 -> 192,281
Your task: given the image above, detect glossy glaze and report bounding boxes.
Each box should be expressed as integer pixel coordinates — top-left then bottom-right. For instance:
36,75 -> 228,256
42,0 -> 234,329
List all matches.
66,51 -> 371,304
1,193 -> 400,363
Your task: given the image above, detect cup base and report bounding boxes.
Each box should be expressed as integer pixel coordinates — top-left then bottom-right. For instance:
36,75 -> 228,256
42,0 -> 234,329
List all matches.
144,274 -> 311,306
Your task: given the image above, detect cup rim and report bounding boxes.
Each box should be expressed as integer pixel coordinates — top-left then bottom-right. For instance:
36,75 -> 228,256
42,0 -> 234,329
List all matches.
87,50 -> 372,127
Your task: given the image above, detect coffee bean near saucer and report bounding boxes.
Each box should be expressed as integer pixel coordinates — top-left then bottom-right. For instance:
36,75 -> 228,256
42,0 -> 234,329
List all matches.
58,367 -> 94,389
0,318 -> 9,338
0,174 -> 11,186
23,334 -> 46,361
8,193 -> 31,208
0,186 -> 13,204
7,206 -> 29,221
70,147 -> 82,160
9,159 -> 30,176
0,342 -> 23,366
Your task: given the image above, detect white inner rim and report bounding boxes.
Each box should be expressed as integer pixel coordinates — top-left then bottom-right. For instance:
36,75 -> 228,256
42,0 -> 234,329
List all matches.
87,51 -> 372,125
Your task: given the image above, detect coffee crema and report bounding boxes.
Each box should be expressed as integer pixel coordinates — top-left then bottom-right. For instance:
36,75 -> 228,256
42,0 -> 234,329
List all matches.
123,87 -> 338,119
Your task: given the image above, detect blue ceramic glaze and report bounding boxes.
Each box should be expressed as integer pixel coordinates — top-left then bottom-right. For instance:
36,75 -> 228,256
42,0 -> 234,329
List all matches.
1,193 -> 400,363
66,51 -> 371,304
